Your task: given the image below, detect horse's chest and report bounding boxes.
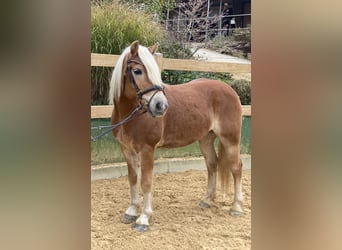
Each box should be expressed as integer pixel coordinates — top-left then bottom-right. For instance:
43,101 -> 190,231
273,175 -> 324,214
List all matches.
115,128 -> 138,150
116,125 -> 161,151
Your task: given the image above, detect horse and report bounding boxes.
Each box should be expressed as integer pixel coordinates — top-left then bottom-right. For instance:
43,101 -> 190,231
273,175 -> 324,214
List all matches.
109,41 -> 243,232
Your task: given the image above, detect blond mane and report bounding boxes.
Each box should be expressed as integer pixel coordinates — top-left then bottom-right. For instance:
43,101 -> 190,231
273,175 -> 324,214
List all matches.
108,45 -> 163,105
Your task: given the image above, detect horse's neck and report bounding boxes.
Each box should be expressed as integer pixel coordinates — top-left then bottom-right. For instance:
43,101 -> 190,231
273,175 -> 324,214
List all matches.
114,96 -> 139,118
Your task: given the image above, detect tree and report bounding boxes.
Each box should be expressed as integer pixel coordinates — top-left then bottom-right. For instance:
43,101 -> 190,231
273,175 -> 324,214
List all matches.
171,0 -> 219,43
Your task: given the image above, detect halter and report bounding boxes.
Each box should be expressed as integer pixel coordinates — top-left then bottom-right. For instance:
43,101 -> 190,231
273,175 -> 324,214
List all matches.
126,57 -> 165,112
91,56 -> 165,142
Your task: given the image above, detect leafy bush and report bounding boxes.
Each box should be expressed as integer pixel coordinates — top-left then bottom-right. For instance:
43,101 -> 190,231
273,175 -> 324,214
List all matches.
159,36 -> 193,59
162,70 -> 233,85
158,33 -> 233,85
230,79 -> 251,105
91,0 -> 165,104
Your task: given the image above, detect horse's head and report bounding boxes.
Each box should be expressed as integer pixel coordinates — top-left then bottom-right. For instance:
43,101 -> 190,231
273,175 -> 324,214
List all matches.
109,41 -> 168,118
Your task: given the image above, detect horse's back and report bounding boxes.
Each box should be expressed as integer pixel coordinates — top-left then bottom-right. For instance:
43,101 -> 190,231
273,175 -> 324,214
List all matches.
168,78 -> 239,99
165,78 -> 241,118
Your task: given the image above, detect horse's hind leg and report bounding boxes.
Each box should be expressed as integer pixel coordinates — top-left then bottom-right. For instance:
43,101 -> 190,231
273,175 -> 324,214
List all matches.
198,131 -> 218,208
231,158 -> 243,216
218,140 -> 243,216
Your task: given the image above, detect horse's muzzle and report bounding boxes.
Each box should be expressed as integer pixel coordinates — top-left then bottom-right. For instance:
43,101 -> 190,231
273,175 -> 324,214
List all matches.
147,91 -> 168,117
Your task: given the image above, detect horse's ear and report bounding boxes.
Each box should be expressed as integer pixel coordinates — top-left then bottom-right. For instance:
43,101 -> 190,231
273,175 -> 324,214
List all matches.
148,42 -> 159,55
130,40 -> 139,57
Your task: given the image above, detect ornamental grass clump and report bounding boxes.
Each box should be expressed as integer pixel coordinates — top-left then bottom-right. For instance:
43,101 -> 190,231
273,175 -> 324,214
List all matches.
91,0 -> 165,104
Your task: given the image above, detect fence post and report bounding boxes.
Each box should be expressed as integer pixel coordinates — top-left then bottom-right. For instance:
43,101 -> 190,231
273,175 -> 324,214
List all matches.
154,53 -> 164,72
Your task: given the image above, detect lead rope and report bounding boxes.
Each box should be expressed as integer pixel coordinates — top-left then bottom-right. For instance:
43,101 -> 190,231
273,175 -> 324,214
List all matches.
91,105 -> 145,142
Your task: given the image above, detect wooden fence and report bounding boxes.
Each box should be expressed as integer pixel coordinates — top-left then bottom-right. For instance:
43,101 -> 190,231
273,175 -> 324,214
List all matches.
91,53 -> 251,118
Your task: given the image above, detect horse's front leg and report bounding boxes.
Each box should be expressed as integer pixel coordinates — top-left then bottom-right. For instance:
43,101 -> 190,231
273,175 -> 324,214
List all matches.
132,145 -> 155,232
121,146 -> 140,224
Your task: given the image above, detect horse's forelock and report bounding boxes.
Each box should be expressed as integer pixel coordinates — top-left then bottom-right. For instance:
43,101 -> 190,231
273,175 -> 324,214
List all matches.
108,45 -> 163,105
137,46 -> 163,87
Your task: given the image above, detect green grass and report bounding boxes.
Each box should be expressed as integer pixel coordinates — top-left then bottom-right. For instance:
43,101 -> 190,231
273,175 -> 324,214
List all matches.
91,117 -> 251,165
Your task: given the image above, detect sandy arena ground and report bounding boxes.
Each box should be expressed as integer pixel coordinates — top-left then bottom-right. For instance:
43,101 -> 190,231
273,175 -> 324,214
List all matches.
91,169 -> 251,250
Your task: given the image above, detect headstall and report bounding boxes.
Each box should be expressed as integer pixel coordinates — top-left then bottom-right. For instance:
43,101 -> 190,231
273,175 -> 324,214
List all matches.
126,57 -> 165,107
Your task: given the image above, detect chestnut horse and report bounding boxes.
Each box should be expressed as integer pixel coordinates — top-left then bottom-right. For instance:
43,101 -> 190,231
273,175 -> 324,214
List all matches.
109,41 -> 243,232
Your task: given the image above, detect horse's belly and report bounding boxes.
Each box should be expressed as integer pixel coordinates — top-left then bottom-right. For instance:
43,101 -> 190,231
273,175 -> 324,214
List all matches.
157,137 -> 197,148
157,123 -> 210,148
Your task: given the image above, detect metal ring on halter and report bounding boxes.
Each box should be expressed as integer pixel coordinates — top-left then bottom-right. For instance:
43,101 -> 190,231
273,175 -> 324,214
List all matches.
140,88 -> 162,115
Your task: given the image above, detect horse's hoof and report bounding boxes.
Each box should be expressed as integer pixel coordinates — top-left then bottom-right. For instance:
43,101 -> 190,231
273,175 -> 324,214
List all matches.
122,214 -> 137,224
132,223 -> 149,232
229,209 -> 243,217
199,200 -> 211,208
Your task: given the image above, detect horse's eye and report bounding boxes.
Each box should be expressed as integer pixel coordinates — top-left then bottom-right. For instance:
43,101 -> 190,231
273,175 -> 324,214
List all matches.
133,69 -> 142,75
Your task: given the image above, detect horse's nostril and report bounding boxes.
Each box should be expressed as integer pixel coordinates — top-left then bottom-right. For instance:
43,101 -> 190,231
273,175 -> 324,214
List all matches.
156,102 -> 162,111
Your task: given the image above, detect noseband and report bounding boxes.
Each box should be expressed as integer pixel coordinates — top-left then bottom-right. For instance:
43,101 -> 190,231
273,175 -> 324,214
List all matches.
127,57 -> 165,112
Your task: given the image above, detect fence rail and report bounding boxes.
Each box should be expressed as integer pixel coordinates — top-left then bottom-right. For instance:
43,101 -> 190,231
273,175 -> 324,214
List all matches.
91,105 -> 251,118
91,53 -> 251,118
91,53 -> 250,73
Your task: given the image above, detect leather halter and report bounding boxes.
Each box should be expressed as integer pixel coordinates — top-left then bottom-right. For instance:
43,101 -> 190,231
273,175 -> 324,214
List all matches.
126,57 -> 165,105
90,56 -> 166,142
